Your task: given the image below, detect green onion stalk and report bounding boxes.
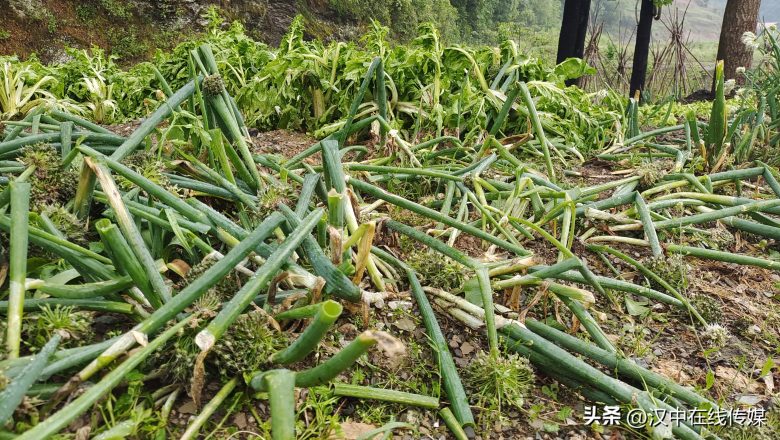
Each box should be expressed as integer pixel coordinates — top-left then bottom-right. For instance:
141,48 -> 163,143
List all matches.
95,218 -> 155,304
17,315 -> 195,440
383,219 -> 500,356
586,244 -> 706,325
5,182 -> 30,358
180,377 -> 239,440
86,157 -> 170,307
271,300 -> 343,364
0,334 -> 60,424
333,383 -> 439,409
372,246 -> 475,431
50,214 -> 285,403
263,370 -> 296,440
251,330 -> 388,390
195,208 -> 324,351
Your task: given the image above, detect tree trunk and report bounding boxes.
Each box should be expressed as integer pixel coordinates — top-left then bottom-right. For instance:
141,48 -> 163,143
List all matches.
629,0 -> 655,100
716,0 -> 761,84
557,0 -> 591,64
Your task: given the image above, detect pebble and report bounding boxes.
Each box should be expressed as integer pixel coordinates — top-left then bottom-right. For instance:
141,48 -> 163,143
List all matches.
389,300 -> 413,311
460,341 -> 476,355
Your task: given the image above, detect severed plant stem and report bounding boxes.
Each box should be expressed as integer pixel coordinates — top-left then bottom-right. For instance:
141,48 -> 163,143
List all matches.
264,370 -> 296,440
333,383 -> 439,409
6,182 -> 30,359
180,377 -> 239,440
271,300 -> 343,365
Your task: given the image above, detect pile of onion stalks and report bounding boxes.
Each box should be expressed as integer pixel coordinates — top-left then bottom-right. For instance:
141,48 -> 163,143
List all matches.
1,43 -> 776,440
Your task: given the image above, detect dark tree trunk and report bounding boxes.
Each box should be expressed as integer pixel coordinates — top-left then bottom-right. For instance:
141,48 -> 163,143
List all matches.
557,0 -> 591,64
716,0 -> 761,85
629,0 -> 655,100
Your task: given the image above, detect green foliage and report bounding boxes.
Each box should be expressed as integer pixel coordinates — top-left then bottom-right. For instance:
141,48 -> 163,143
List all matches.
23,305 -> 92,350
99,0 -> 133,19
18,143 -> 77,208
465,350 -> 534,429
405,250 -> 466,292
330,0 -> 459,41
210,310 -> 288,378
75,5 -> 97,23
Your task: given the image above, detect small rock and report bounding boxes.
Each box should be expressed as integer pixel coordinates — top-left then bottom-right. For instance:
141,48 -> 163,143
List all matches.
460,341 -> 476,356
233,412 -> 248,429
653,348 -> 663,356
389,300 -> 413,310
736,394 -> 763,405
338,323 -> 358,335
178,400 -> 198,414
393,317 -> 416,332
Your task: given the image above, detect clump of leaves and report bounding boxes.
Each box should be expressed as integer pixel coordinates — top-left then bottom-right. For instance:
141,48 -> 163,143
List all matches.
386,205 -> 430,228
647,254 -> 689,291
701,323 -> 729,349
405,249 -> 465,291
385,177 -> 437,204
635,160 -> 666,189
179,257 -> 242,302
254,182 -> 296,221
689,293 -> 723,323
688,225 -> 735,250
149,322 -> 199,384
210,310 -> 288,377
465,350 -> 534,412
17,143 -> 77,207
119,151 -> 177,194
202,74 -> 225,97
38,204 -> 87,244
23,305 -> 92,350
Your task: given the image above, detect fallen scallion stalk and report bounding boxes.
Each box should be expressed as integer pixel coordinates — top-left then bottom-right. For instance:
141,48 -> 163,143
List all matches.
17,315 -> 194,440
51,214 -> 285,400
383,218 -> 500,355
86,157 -> 170,306
349,177 -> 530,256
180,377 -> 239,440
6,181 -> 29,359
372,247 -> 475,430
332,383 -> 440,409
0,334 -> 60,424
262,369 -> 296,440
271,300 -> 343,364
195,208 -> 323,351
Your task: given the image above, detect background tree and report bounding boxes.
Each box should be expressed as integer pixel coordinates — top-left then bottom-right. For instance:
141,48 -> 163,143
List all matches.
557,0 -> 592,64
716,0 -> 762,82
629,0 -> 657,99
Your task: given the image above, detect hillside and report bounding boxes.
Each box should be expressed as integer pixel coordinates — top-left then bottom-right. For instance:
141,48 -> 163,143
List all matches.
598,0 -> 779,43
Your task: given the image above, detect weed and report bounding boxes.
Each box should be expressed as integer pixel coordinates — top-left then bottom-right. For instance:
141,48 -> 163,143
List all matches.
690,293 -> 723,324
646,253 -> 689,292
405,248 -> 466,291
38,204 -> 87,244
18,143 -> 78,208
100,0 -> 133,19
119,151 -> 177,194
75,5 -> 97,23
23,305 -> 92,351
211,310 -> 288,378
466,350 -> 534,413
